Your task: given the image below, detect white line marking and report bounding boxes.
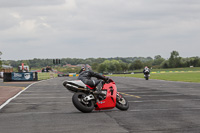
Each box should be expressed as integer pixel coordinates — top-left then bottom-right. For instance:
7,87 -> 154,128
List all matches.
9,102 -> 72,105
1,112 -> 72,115
0,80 -> 44,110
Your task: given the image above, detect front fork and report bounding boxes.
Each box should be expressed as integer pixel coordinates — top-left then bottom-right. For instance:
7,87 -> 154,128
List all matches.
116,92 -> 126,104
116,92 -> 121,101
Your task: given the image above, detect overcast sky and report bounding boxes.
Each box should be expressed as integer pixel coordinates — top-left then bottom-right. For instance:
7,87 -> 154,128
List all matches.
0,0 -> 200,60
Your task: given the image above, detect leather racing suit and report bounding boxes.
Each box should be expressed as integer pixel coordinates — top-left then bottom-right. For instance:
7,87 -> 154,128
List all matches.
78,70 -> 108,90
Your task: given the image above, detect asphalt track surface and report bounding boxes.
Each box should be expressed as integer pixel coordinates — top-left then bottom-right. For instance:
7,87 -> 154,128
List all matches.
0,77 -> 200,133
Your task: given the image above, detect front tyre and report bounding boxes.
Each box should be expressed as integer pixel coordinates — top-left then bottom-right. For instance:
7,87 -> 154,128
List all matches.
72,92 -> 94,113
116,93 -> 129,111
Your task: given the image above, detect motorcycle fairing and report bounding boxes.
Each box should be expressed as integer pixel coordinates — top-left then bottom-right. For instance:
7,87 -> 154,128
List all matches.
86,85 -> 95,90
63,80 -> 87,92
95,82 -> 117,110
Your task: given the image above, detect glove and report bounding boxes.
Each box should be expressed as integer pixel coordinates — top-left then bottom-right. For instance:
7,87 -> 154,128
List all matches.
104,77 -> 111,83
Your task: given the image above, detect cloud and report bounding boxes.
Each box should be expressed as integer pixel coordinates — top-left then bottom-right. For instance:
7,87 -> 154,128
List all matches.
0,0 -> 65,8
1,0 -> 200,60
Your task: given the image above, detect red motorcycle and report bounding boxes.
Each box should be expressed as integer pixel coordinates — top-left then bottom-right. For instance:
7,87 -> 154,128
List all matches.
63,79 -> 129,113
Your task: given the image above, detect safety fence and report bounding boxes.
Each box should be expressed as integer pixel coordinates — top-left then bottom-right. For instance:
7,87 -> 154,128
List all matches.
3,72 -> 38,82
69,74 -> 79,77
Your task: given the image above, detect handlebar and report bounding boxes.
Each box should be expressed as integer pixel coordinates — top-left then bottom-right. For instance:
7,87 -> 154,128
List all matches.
106,78 -> 113,83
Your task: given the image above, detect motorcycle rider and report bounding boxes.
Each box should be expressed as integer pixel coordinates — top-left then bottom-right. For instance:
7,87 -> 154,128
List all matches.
143,66 -> 150,76
79,67 -> 85,73
78,67 -> 109,93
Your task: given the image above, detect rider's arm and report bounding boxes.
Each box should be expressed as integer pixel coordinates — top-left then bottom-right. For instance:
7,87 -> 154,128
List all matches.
89,71 -> 107,81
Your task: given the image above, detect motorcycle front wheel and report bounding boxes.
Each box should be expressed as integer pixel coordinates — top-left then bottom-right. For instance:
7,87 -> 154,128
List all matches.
116,93 -> 129,111
72,92 -> 94,113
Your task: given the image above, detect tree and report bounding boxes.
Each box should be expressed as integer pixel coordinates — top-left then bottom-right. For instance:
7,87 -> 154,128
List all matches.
100,60 -> 122,73
161,60 -> 169,68
191,57 -> 200,67
153,55 -> 165,66
130,60 -> 143,70
110,60 -> 121,72
98,64 -> 107,73
143,60 -> 153,68
129,63 -> 135,71
91,62 -> 99,72
169,51 -> 181,68
108,64 -> 116,73
120,62 -> 128,72
115,63 -> 122,72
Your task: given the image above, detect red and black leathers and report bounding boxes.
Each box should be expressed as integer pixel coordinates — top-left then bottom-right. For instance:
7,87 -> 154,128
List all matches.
78,70 -> 108,88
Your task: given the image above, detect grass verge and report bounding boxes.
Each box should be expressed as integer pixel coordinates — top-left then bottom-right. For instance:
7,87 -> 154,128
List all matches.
38,72 -> 58,80
108,71 -> 200,83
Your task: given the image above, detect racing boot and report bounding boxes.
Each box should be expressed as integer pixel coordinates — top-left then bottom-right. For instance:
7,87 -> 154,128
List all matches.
93,81 -> 105,95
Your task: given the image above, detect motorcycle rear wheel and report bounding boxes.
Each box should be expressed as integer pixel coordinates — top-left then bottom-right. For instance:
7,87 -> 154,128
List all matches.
72,92 -> 94,113
116,93 -> 129,111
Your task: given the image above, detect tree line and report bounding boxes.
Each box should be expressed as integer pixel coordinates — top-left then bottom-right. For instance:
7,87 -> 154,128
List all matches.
1,51 -> 200,73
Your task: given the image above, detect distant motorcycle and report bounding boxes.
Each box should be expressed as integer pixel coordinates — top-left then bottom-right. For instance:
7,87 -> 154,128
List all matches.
144,70 -> 150,80
63,79 -> 129,113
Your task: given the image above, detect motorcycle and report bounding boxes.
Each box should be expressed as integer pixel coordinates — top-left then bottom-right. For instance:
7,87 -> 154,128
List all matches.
144,70 -> 150,80
63,79 -> 129,113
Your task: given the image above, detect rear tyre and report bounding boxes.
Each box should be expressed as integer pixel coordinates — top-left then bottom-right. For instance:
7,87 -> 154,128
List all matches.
72,92 -> 94,113
116,93 -> 129,111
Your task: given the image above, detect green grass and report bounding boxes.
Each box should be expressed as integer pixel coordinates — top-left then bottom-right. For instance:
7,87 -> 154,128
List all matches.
132,67 -> 200,73
38,72 -> 58,80
108,72 -> 200,83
